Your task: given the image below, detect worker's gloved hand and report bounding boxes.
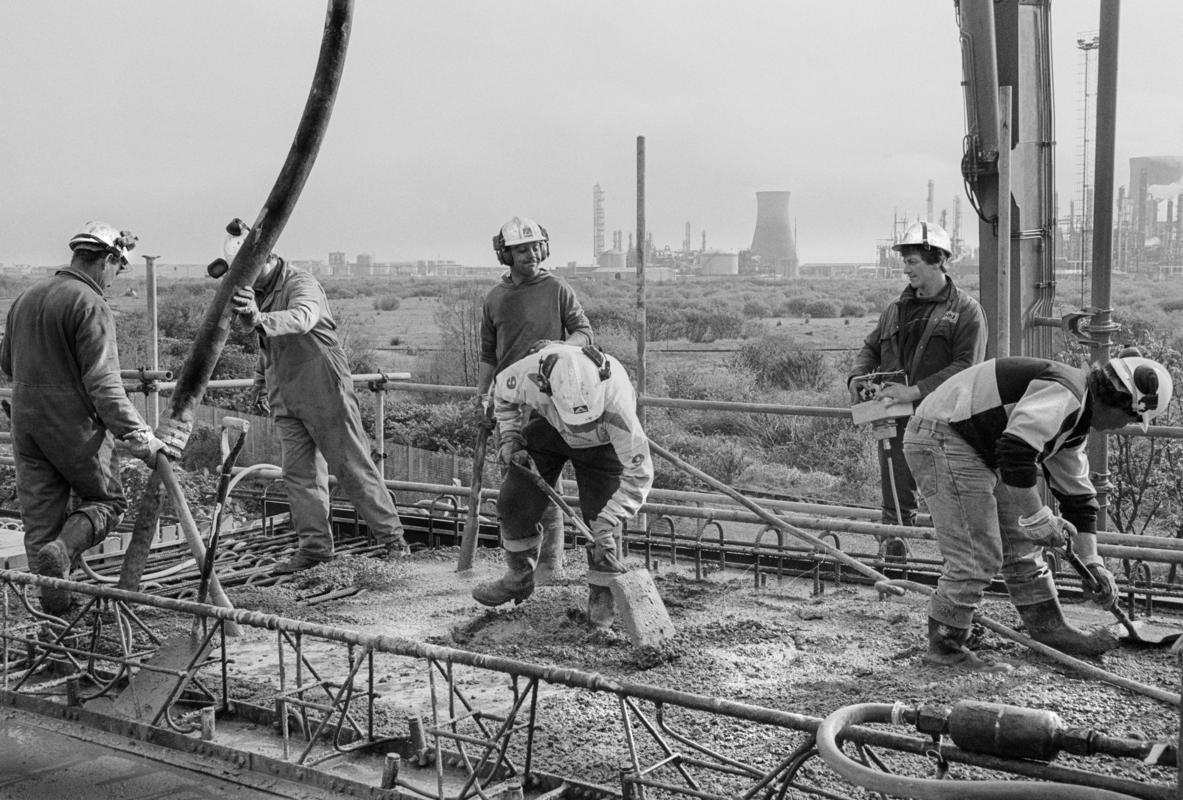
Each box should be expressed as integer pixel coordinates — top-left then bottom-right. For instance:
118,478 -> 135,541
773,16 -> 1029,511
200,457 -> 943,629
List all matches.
848,376 -> 870,404
249,385 -> 271,417
526,339 -> 557,355
1082,558 -> 1118,607
468,393 -> 494,431
122,429 -> 167,466
232,287 -> 262,328
497,433 -> 529,471
153,417 -> 192,460
1016,506 -> 1073,547
587,515 -> 626,573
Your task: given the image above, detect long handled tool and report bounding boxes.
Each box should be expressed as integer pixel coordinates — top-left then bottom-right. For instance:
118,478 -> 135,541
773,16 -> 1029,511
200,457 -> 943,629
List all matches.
457,400 -> 493,572
197,417 -> 249,605
1062,541 -> 1183,648
511,461 -> 675,648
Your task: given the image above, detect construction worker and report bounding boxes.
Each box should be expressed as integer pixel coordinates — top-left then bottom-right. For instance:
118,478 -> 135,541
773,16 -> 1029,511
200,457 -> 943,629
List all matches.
476,216 -> 593,584
0,222 -> 170,614
221,220 -> 407,573
472,343 -> 652,630
902,352 -> 1173,666
848,221 -> 986,527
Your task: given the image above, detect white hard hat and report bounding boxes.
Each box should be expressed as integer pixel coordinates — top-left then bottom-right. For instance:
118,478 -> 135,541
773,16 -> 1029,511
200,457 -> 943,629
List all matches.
499,216 -> 548,248
1106,356 -> 1173,431
69,221 -> 137,264
537,344 -> 611,427
892,221 -> 952,258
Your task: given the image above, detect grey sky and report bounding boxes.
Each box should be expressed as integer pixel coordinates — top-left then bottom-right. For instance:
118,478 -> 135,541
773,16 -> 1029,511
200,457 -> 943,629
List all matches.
4,1 -> 1181,268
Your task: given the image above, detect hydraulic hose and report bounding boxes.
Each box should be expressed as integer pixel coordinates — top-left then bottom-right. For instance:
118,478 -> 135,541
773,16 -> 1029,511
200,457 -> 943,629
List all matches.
815,702 -> 1140,800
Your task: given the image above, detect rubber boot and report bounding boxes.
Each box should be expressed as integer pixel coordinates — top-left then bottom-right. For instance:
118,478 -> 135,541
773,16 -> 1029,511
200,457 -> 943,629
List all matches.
34,513 -> 95,616
924,618 -> 1012,672
533,509 -> 567,586
1016,598 -> 1119,656
472,548 -> 537,607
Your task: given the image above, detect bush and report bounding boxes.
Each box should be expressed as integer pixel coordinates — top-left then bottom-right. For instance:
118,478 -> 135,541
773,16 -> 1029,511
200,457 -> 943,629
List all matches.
840,302 -> 866,317
731,334 -> 829,391
803,299 -> 840,319
373,295 -> 401,312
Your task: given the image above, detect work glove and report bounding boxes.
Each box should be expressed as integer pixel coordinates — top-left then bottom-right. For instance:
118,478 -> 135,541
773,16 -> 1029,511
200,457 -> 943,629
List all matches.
526,339 -> 557,355
497,433 -> 530,472
587,514 -> 626,573
232,287 -> 262,328
153,417 -> 192,460
1081,557 -> 1118,607
122,429 -> 167,466
468,393 -> 494,432
249,385 -> 271,417
848,375 -> 871,404
1016,505 -> 1074,548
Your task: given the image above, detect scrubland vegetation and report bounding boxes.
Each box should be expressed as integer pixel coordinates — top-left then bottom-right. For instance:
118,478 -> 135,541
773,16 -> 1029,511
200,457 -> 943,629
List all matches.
66,271 -> 1183,544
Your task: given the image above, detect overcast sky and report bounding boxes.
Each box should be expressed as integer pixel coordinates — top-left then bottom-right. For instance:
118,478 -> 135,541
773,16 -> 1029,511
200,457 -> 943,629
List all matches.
4,1 -> 1181,268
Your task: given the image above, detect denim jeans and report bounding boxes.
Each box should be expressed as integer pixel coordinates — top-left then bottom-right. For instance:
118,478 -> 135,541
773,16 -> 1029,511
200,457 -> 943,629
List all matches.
902,417 -> 1057,629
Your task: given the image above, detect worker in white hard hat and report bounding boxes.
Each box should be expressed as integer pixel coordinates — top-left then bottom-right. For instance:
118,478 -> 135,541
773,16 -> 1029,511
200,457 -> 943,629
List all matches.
473,343 -> 653,631
902,349 -> 1173,668
219,219 -> 408,573
474,216 -> 593,585
847,221 -> 987,528
0,222 -> 169,614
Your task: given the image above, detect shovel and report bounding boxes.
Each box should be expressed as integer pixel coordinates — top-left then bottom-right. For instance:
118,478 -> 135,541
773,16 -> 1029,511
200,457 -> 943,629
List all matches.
510,461 -> 676,648
1063,544 -> 1183,647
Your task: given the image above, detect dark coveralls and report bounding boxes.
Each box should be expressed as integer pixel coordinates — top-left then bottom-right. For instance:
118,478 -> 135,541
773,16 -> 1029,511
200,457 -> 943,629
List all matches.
0,267 -> 149,562
848,278 -> 986,525
250,261 -> 404,559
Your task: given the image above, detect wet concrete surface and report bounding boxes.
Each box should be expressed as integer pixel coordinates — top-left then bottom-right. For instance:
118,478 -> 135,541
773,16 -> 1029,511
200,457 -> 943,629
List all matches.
0,705 -> 331,799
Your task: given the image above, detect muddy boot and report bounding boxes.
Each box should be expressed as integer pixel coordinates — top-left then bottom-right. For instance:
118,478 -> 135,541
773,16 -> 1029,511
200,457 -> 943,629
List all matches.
924,618 -> 1012,672
472,549 -> 537,607
1016,598 -> 1119,656
33,514 -> 95,616
274,551 -> 333,575
534,510 -> 567,586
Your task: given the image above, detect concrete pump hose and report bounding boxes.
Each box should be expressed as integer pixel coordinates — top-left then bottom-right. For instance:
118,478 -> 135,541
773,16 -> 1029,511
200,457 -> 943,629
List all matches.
815,702 -> 1139,800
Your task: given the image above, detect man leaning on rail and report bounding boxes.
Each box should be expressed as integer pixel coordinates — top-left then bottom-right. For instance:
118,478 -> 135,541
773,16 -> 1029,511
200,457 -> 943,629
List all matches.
210,218 -> 408,573
847,221 -> 987,527
902,350 -> 1173,668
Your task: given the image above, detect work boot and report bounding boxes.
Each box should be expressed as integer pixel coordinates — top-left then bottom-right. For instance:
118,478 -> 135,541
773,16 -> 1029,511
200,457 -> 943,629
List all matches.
34,540 -> 74,616
1016,598 -> 1119,657
472,549 -> 537,607
274,551 -> 333,575
33,513 -> 96,616
924,618 -> 1012,672
534,516 -> 567,586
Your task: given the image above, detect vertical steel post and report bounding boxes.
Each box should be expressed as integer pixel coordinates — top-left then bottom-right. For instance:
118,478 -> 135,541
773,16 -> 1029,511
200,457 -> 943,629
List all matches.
997,88 -> 1012,358
1088,1 -> 1121,529
144,254 -> 161,427
635,136 -> 647,425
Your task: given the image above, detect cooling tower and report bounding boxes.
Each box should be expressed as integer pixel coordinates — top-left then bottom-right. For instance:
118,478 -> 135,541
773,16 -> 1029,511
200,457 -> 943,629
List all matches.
749,191 -> 799,277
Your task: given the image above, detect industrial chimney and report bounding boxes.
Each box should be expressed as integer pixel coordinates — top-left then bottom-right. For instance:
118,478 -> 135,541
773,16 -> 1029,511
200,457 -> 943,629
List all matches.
749,191 -> 799,277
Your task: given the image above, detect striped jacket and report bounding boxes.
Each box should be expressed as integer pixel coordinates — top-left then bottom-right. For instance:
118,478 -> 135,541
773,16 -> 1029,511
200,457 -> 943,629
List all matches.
913,357 -> 1099,532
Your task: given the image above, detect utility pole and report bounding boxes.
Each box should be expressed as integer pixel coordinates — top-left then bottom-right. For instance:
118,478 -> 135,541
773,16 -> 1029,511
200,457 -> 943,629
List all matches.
143,254 -> 161,427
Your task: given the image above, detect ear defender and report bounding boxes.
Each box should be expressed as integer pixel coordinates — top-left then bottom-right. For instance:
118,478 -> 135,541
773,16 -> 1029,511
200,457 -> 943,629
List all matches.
537,352 -> 561,394
1133,365 -> 1160,412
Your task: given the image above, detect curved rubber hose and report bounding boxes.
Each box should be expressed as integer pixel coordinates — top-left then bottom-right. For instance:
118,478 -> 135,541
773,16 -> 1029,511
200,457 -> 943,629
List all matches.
119,0 -> 354,591
815,703 -> 1140,800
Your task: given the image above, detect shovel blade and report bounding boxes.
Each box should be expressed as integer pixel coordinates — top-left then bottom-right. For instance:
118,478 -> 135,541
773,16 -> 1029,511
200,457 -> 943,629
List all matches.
1113,619 -> 1183,648
607,569 -> 676,649
111,631 -> 214,722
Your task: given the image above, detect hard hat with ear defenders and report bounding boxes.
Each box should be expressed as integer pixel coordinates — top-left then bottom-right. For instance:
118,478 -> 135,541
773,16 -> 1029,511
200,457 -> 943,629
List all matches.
1105,355 -> 1173,431
206,217 -> 251,278
534,343 -> 611,427
492,216 -> 549,267
69,221 -> 137,265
